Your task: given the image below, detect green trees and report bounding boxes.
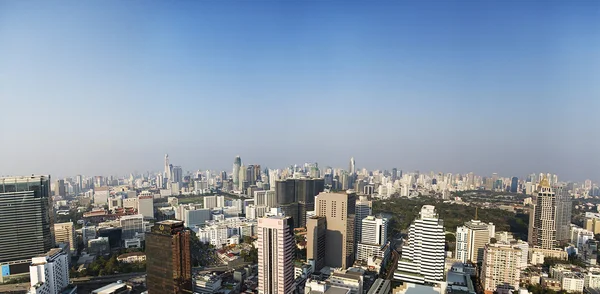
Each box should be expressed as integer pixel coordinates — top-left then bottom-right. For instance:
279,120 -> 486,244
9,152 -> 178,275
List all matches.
372,197 -> 529,240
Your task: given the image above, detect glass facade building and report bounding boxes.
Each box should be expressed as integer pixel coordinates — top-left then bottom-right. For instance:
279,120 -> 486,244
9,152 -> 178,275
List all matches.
0,176 -> 54,263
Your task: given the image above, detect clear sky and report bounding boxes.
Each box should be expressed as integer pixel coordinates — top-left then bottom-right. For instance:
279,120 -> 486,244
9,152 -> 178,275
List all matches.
1,1 -> 599,181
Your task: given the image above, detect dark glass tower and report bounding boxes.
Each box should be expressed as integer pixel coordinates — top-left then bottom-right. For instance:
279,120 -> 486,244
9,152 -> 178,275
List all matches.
0,176 -> 53,263
146,220 -> 192,294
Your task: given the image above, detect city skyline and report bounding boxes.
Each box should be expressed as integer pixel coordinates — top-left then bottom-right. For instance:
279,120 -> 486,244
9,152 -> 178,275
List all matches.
1,1 -> 599,180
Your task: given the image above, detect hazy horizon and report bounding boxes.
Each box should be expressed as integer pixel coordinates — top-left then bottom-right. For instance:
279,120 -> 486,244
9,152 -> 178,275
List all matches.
1,1 -> 599,182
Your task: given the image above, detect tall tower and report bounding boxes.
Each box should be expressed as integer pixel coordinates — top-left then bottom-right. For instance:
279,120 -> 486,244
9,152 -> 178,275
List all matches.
233,156 -> 242,188
164,154 -> 170,180
257,215 -> 295,294
314,191 -> 356,269
146,220 -> 192,293
349,157 -> 356,175
528,176 -> 557,249
394,205 -> 445,285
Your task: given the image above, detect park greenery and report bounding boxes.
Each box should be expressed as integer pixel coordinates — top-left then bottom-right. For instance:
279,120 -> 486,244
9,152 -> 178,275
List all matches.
71,254 -> 146,278
372,196 -> 529,240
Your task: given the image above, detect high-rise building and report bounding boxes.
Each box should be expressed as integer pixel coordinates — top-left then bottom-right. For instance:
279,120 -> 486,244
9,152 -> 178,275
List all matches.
164,154 -> 171,180
275,178 -> 325,228
257,215 -> 295,294
510,177 -> 519,193
554,184 -> 572,243
355,196 -> 372,247
172,166 -> 183,184
528,176 -> 557,249
254,190 -> 277,208
313,191 -> 356,269
54,179 -> 66,197
481,242 -> 523,293
455,219 -> 493,264
233,156 -> 242,188
0,176 -> 54,267
394,205 -> 445,285
146,220 -> 192,294
360,216 -> 388,245
306,216 -> 327,271
54,222 -> 76,252
28,248 -> 69,294
349,157 -> 356,175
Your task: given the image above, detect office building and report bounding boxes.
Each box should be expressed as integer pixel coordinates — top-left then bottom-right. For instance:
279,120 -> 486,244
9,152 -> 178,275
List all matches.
254,190 -> 277,208
455,219 -> 494,264
257,215 -> 295,294
138,195 -> 154,220
54,222 -> 76,252
0,176 -> 54,267
88,237 -> 110,255
93,186 -> 110,205
313,191 -> 356,269
54,179 -> 66,197
528,176 -> 558,249
275,178 -> 325,228
172,166 -> 183,184
355,196 -> 372,246
481,242 -> 523,294
29,248 -> 69,294
120,214 -> 145,240
306,216 -> 327,271
394,205 -> 445,285
146,220 -> 192,294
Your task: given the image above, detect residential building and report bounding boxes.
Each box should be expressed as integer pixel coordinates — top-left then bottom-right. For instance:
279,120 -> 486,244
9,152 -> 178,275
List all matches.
257,215 -> 295,294
146,220 -> 192,294
528,176 -> 558,249
0,176 -> 54,268
585,212 -> 600,234
355,196 -> 372,247
54,222 -> 76,252
455,219 -> 493,264
29,248 -> 70,294
481,242 -> 522,294
394,205 -> 445,285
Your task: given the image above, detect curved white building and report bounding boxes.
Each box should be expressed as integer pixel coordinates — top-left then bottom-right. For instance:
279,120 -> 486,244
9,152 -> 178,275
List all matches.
394,205 -> 445,285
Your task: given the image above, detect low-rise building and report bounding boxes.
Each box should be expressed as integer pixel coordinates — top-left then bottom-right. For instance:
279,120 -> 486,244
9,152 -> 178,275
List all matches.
116,252 -> 146,263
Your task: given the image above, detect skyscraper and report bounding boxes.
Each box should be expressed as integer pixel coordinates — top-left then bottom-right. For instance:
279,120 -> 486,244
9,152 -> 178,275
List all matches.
257,215 -> 295,294
394,205 -> 445,285
349,157 -> 356,175
171,166 -> 183,184
164,154 -> 170,180
146,220 -> 192,294
0,176 -> 54,266
554,184 -> 572,243
510,177 -> 518,193
313,191 -> 356,269
233,156 -> 242,188
275,178 -> 325,228
528,176 -> 557,249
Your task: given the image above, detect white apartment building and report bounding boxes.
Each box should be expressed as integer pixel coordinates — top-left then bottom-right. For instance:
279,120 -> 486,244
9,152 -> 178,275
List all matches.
138,195 -> 154,219
394,205 -> 445,285
29,248 -> 70,294
481,242 -> 522,294
455,219 -> 494,264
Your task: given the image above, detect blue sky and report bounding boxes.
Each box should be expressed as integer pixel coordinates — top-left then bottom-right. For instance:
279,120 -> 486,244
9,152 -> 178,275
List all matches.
1,1 -> 599,181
